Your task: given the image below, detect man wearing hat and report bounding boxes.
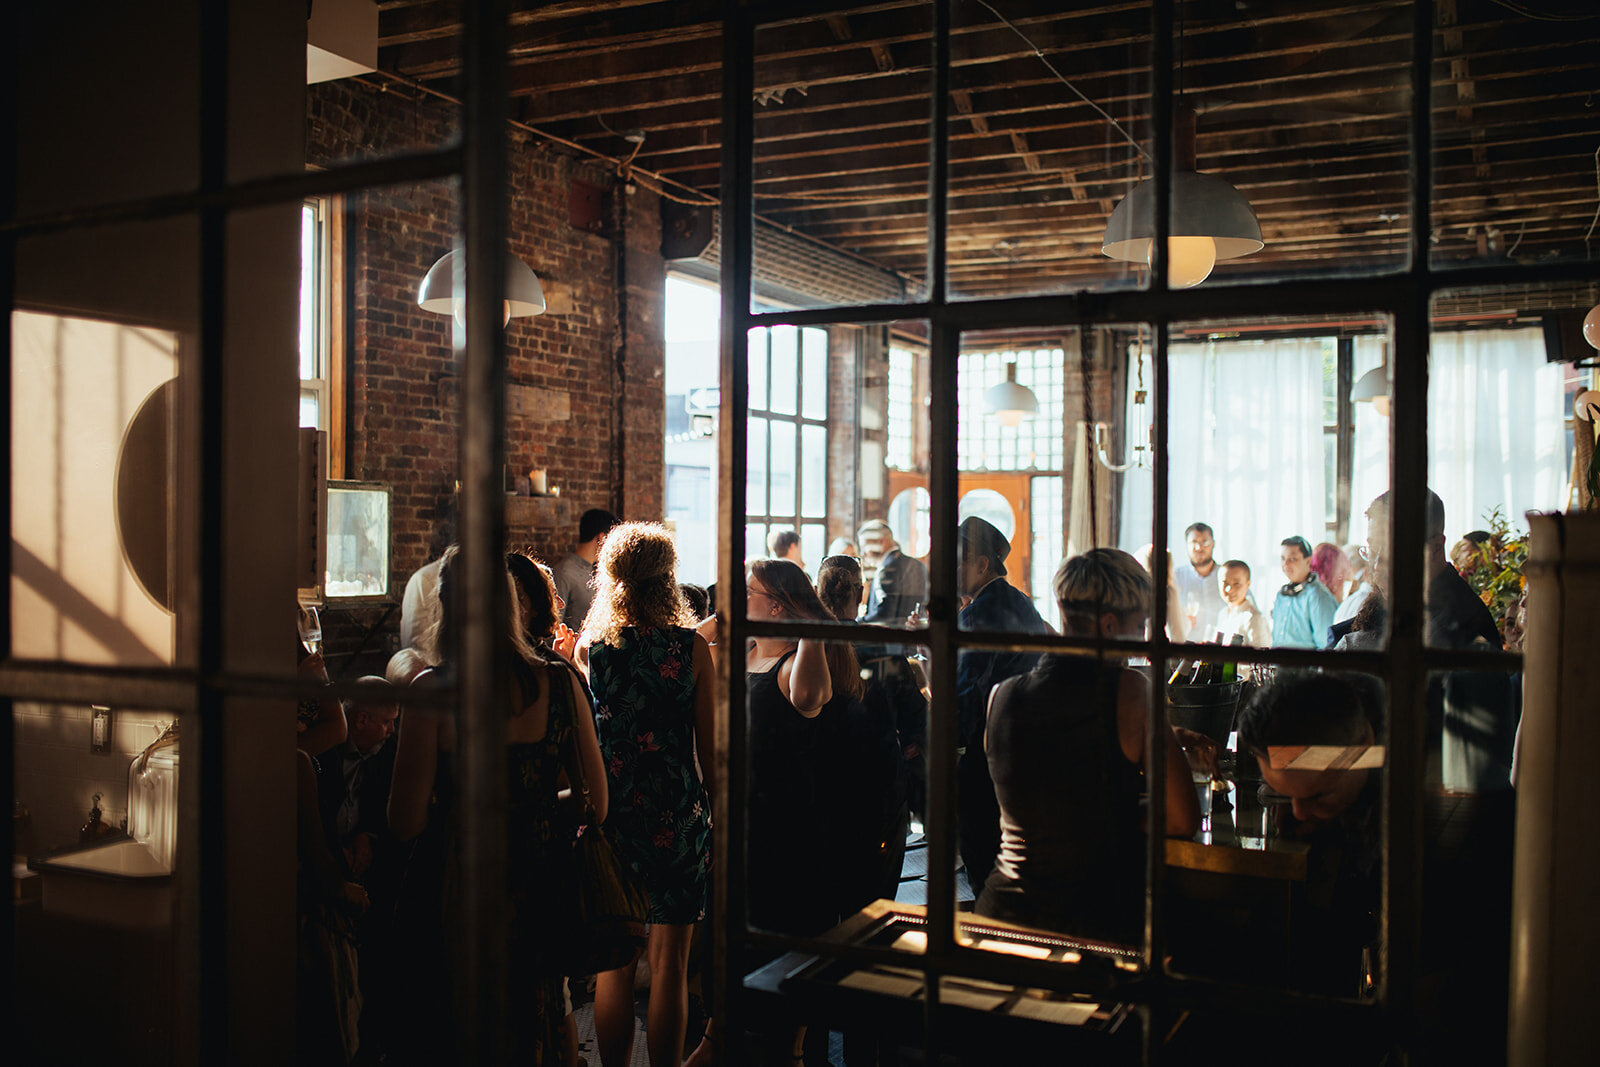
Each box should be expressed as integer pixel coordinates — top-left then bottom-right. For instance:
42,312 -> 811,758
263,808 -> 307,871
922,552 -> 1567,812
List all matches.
955,515 -> 1054,894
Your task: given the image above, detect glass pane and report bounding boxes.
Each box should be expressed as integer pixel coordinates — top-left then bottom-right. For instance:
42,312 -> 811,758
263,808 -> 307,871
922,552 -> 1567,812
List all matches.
666,275 -> 722,588
310,1 -> 462,167
801,326 -> 828,420
12,309 -> 184,667
300,202 -> 321,380
748,326 -> 769,412
14,701 -> 188,1064
769,325 -> 799,416
300,389 -> 320,429
751,9 -> 930,309
745,522 -> 768,568
1160,1 -> 1412,288
947,3 -> 1152,299
1030,475 -> 1065,631
745,638 -> 927,936
800,424 -> 827,519
1148,325 -> 1390,651
886,345 -> 919,471
1168,667 -> 1388,1006
1430,4 -> 1596,275
1423,291 -> 1568,653
747,416 -> 769,517
801,523 -> 827,579
769,419 -> 798,519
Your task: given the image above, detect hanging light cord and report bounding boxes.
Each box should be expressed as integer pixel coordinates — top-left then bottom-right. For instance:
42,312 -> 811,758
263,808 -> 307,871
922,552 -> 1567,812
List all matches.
972,0 -> 1151,162
1585,142 -> 1600,261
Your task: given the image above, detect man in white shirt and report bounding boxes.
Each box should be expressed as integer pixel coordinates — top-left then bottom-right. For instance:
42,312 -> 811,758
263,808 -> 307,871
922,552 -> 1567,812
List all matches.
1173,522 -> 1227,634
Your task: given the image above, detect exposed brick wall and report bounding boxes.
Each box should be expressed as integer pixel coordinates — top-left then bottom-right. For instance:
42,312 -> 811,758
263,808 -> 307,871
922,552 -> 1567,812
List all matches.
306,82 -> 665,664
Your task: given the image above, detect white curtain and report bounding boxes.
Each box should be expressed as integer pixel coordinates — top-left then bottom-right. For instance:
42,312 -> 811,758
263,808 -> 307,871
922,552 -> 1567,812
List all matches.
1349,327 -> 1567,543
1119,337 -> 1329,592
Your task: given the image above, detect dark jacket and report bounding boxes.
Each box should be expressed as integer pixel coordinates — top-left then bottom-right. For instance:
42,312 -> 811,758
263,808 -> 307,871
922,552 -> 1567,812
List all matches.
954,578 -> 1053,747
862,548 -> 928,625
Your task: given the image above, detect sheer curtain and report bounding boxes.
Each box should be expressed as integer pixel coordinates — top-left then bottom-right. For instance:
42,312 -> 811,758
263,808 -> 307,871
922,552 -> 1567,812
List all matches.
1349,327 -> 1567,543
1119,337 -> 1329,591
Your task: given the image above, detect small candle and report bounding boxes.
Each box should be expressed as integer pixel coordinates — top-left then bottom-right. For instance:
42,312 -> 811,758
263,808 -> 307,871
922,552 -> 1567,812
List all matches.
551,486 -> 561,498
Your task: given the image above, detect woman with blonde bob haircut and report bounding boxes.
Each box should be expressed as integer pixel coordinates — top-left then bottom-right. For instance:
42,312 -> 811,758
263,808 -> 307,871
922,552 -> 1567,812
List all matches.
578,522 -> 715,1067
975,548 -> 1200,943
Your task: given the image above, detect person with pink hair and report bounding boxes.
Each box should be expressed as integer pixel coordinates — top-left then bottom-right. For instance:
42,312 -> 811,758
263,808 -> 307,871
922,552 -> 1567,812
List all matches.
1309,541 -> 1354,604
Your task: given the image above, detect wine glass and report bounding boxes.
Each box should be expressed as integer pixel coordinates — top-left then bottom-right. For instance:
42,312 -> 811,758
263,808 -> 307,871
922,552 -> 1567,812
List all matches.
297,603 -> 322,656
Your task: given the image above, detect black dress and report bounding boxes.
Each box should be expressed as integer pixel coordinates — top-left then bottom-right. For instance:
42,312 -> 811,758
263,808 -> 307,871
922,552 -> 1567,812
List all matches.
976,653 -> 1145,945
745,650 -> 833,937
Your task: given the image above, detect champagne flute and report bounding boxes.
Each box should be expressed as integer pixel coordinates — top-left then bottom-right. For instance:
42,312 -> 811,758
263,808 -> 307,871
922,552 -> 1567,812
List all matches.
298,603 -> 322,656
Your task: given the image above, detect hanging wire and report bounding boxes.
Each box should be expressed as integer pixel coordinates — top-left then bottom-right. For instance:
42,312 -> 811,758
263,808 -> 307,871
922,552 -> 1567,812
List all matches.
1585,143 -> 1600,261
971,0 -> 1151,162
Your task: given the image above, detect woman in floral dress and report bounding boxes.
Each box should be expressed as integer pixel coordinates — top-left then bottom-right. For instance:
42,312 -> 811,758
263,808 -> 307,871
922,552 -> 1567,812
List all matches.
578,522 -> 716,1067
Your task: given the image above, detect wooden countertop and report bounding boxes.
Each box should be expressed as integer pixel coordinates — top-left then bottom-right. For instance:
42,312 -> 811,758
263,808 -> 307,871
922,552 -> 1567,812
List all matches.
1164,781 -> 1310,881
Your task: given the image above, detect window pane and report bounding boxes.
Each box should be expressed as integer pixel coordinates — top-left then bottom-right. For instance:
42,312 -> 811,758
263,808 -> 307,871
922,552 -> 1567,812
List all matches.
299,202 -> 319,381
769,419 -> 797,519
751,11 -> 930,310
947,4 -> 1152,299
300,389 -> 320,429
887,346 -> 917,470
744,522 -> 767,567
801,327 -> 828,420
11,310 -> 184,667
769,325 -> 799,416
957,347 -> 1064,473
748,327 -> 769,412
1029,475 -> 1063,631
1324,433 -> 1338,531
800,424 -> 827,519
800,524 -> 826,578
747,416 -> 768,517
1424,295 -> 1566,654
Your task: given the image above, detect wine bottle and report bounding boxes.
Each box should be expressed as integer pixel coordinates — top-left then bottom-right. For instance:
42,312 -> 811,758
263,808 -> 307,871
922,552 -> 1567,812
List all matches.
1168,660 -> 1189,685
1220,658 -> 1237,683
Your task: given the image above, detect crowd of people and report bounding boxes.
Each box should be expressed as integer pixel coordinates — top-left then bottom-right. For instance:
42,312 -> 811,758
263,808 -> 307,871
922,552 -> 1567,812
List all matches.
293,485 -> 1517,1066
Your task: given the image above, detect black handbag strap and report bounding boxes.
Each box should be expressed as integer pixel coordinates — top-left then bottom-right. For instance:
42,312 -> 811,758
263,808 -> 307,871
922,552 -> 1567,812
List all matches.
553,660 -> 599,822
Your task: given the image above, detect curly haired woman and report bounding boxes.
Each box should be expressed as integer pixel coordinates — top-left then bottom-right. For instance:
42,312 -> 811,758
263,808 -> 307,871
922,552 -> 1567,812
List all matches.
577,522 -> 715,1067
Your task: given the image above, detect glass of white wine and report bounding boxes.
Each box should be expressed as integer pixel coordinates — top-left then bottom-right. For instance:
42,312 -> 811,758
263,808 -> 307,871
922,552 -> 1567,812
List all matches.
297,603 -> 322,656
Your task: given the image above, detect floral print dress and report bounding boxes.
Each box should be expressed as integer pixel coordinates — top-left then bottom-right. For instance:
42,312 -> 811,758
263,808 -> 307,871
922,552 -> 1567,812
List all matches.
587,625 -> 712,924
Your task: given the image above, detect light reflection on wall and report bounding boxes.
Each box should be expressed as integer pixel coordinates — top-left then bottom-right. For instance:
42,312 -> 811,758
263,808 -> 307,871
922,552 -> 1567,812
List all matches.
11,310 -> 177,665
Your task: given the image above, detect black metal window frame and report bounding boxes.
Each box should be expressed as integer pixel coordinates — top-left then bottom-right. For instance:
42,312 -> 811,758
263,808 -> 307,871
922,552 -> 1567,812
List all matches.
2,2 -> 517,1062
714,0 -> 1564,1058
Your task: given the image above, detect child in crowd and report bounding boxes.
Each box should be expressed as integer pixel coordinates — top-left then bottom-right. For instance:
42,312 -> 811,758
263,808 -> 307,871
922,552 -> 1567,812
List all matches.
1216,559 -> 1270,647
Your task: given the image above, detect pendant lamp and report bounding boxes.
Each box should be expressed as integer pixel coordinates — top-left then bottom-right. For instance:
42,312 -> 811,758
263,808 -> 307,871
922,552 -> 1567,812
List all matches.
417,249 -> 547,327
1102,104 -> 1263,287
983,362 -> 1038,428
1351,363 -> 1390,417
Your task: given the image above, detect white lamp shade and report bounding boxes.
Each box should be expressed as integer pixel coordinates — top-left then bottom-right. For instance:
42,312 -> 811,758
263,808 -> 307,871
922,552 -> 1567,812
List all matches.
1352,363 -> 1390,416
984,378 -> 1038,424
1102,170 -> 1264,265
417,249 -> 547,318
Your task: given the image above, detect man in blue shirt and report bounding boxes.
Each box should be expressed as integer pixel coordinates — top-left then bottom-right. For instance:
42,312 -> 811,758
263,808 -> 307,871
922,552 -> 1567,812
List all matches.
954,516 -> 1054,896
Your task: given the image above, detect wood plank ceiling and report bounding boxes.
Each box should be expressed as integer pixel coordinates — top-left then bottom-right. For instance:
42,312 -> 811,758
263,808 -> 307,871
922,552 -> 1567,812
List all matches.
375,0 -> 1600,301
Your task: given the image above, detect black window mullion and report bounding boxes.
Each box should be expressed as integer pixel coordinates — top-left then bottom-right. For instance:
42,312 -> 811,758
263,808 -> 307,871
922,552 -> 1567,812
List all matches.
1336,336 -> 1356,546
456,0 -> 512,1059
923,0 -> 955,1042
1144,0 -> 1176,1000
716,0 -> 756,1050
